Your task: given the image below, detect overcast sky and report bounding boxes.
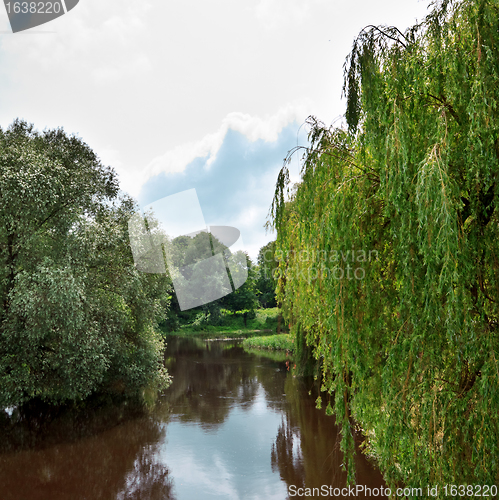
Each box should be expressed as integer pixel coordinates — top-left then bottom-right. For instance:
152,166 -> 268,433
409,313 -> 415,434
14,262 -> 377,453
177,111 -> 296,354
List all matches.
0,0 -> 431,260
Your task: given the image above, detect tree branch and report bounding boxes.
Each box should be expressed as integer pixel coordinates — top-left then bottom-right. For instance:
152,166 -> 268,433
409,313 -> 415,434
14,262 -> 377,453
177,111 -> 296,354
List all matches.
427,93 -> 461,125
363,25 -> 408,49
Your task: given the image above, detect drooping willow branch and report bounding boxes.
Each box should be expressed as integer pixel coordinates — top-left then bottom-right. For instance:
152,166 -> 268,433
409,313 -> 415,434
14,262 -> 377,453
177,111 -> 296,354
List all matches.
361,24 -> 409,49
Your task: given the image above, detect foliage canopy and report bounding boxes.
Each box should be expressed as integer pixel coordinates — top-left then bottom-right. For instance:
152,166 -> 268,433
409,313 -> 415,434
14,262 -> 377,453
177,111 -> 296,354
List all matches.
0,120 -> 172,408
270,0 -> 499,488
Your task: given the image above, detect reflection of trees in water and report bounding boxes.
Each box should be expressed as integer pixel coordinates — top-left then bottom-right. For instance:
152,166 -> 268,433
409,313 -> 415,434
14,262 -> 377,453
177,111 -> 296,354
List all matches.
117,444 -> 174,500
268,374 -> 386,493
284,376 -> 347,488
271,416 -> 306,489
268,374 -> 349,490
163,338 -> 260,427
0,396 -> 145,453
0,399 -> 176,500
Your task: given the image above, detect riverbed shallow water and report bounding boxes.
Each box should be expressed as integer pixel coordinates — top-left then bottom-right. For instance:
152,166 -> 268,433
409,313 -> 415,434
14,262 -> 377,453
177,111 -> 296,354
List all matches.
0,336 -> 385,499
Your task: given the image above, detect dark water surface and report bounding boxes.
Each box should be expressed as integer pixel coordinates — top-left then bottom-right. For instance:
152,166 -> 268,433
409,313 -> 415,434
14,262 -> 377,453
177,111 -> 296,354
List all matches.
0,337 -> 385,499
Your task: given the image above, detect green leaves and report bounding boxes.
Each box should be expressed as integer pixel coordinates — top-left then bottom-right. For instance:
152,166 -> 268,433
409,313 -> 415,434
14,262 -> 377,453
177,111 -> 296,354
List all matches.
0,120 -> 172,409
270,0 -> 499,489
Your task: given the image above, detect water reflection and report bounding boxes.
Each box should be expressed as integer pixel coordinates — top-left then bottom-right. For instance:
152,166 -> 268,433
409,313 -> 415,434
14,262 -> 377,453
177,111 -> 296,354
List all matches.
162,337 -> 288,499
163,338 -> 262,429
270,375 -> 386,495
161,337 -> 385,499
0,336 -> 385,499
0,400 -> 173,500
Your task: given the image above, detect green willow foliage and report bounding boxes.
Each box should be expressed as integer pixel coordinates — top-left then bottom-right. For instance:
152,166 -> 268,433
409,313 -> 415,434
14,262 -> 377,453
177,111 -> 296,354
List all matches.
269,0 -> 499,489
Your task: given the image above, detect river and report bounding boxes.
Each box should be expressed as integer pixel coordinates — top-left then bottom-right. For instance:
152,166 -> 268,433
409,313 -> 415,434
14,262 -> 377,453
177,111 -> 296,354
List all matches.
0,336 -> 385,499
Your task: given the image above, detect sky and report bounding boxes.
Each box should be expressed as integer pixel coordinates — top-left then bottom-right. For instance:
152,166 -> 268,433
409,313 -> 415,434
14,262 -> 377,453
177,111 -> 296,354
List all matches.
0,0 -> 432,261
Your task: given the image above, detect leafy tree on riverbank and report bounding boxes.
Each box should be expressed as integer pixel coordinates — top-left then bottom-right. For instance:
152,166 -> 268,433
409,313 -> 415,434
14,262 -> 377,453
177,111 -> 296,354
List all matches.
270,0 -> 499,489
160,232 -> 259,328
0,120 -> 172,409
220,253 -> 259,326
256,241 -> 278,308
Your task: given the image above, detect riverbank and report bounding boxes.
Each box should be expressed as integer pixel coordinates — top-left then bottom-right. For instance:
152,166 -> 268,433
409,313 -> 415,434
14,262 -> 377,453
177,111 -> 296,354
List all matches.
168,329 -> 275,340
242,333 -> 294,351
162,307 -> 288,339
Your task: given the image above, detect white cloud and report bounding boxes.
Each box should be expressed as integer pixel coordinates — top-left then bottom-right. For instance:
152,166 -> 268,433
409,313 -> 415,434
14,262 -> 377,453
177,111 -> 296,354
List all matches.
148,130 -> 224,177
95,104 -> 311,201
133,102 -> 310,192
221,103 -> 310,143
126,106 -> 310,260
0,0 -> 153,84
254,0 -> 326,30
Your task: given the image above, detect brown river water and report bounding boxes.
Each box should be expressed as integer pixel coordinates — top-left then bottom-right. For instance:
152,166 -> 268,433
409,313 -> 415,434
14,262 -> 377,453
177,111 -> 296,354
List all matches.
0,336 -> 385,499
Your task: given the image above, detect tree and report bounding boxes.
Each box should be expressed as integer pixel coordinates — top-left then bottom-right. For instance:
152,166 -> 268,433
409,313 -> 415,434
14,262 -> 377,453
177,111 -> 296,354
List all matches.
160,228 -> 259,328
255,241 -> 278,308
220,252 -> 258,327
0,120 -> 172,409
160,231 -> 235,326
269,0 -> 499,488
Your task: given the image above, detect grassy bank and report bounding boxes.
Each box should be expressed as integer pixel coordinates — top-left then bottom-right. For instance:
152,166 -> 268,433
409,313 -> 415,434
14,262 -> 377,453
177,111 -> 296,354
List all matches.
170,329 -> 275,340
163,307 -> 287,337
242,333 -> 294,351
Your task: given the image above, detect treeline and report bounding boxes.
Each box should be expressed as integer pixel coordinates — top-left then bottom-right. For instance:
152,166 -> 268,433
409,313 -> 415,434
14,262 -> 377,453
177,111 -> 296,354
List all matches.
269,0 -> 499,489
161,240 -> 278,332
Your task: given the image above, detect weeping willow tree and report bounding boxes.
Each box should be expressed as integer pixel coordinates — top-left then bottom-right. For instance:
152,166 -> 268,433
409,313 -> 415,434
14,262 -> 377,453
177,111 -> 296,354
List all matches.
269,0 -> 499,489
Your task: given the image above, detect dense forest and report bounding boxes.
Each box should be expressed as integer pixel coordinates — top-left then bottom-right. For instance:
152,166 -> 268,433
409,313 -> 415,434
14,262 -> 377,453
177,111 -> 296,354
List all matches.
269,0 -> 499,489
